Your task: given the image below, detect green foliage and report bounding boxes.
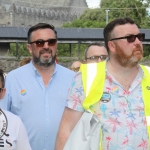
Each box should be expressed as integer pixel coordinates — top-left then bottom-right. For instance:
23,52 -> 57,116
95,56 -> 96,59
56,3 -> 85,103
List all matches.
63,0 -> 150,29
143,45 -> 150,57
63,8 -> 106,28
58,43 -> 88,60
57,44 -> 70,57
9,43 -> 31,59
100,0 -> 148,28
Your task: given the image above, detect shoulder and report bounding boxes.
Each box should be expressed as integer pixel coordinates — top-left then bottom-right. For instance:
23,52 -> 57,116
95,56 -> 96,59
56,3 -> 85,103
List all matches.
6,63 -> 31,79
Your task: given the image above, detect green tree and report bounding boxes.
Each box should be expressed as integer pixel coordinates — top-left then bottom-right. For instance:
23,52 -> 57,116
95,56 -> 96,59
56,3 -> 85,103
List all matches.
9,43 -> 31,59
63,0 -> 150,28
100,0 -> 149,28
63,8 -> 106,28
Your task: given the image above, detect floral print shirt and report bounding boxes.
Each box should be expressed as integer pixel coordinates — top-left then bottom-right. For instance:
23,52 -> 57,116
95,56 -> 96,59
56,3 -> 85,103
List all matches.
66,66 -> 149,150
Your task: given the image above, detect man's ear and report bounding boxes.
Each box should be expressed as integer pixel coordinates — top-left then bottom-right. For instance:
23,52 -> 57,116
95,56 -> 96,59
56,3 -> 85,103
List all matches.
0,88 -> 6,99
27,44 -> 32,54
108,41 -> 116,53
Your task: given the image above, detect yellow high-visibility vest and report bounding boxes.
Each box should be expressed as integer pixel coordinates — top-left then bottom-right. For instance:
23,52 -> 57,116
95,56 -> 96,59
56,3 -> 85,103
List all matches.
80,61 -> 150,149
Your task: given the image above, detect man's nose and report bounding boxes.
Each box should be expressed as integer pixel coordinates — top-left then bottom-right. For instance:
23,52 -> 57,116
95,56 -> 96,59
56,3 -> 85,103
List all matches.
43,42 -> 49,48
97,57 -> 102,62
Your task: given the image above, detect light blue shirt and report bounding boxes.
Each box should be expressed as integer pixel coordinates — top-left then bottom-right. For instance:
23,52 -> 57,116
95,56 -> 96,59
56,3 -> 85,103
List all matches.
0,61 -> 75,150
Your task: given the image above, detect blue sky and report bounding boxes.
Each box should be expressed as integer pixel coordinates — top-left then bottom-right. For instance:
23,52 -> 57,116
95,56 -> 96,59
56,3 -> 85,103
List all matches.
86,0 -> 100,8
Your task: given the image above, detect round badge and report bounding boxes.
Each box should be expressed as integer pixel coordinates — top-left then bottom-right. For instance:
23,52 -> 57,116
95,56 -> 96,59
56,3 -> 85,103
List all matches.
146,86 -> 150,90
0,109 -> 8,138
100,92 -> 111,103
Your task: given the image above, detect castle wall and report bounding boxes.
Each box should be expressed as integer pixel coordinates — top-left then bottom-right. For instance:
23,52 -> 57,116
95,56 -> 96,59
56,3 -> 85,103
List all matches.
0,0 -> 88,27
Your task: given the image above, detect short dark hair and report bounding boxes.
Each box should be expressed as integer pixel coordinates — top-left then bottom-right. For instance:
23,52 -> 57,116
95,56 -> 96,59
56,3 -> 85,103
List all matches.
103,18 -> 135,53
0,69 -> 5,88
84,42 -> 105,59
27,23 -> 57,43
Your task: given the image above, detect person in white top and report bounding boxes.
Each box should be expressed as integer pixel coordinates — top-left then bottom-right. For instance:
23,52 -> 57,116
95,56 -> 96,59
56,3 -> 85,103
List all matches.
0,69 -> 32,150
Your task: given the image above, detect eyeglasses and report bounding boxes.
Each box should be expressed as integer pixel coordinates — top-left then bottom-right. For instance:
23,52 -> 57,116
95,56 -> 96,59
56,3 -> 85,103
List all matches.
86,55 -> 108,61
0,88 -> 3,93
110,33 -> 145,43
29,39 -> 57,47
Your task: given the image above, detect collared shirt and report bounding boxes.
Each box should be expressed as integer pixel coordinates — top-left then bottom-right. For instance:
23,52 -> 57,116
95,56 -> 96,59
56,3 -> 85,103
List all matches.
66,65 -> 150,150
0,61 -> 75,150
0,109 -> 31,150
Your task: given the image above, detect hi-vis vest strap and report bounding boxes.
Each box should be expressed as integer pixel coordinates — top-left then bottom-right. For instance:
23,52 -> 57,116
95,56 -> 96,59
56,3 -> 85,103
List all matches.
80,61 -> 150,146
140,65 -> 150,143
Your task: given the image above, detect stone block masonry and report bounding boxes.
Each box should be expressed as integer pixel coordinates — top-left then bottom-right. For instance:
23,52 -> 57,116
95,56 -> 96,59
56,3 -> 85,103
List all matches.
0,0 -> 88,27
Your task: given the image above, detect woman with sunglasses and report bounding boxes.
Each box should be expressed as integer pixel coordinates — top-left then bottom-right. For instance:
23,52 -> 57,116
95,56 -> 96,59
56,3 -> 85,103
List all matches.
0,69 -> 31,150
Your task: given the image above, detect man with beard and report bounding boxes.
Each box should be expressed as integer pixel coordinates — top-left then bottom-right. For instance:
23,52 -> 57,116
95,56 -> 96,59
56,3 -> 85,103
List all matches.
0,23 -> 75,150
55,18 -> 150,150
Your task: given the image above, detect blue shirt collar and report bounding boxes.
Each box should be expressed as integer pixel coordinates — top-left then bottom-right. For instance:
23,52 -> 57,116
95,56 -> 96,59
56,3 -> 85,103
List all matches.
29,60 -> 57,77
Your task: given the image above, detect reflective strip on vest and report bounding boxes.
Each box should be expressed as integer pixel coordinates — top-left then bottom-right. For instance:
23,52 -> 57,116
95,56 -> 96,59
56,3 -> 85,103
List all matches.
80,62 -> 150,148
86,63 -> 97,96
80,61 -> 106,110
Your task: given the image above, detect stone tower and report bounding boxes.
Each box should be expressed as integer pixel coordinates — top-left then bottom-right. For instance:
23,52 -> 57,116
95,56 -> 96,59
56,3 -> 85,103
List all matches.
0,0 -> 88,27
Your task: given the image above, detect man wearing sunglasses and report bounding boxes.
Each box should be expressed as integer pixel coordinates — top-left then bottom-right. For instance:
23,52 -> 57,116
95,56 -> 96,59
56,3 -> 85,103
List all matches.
55,18 -> 150,150
0,23 -> 75,150
84,42 -> 108,64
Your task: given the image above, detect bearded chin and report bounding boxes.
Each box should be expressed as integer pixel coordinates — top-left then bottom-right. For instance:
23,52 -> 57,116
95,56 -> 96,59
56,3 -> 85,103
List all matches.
33,55 -> 56,67
115,53 -> 142,68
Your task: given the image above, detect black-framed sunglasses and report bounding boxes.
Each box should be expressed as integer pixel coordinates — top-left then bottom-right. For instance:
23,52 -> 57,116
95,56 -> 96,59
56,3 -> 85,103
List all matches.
0,88 -> 3,93
110,33 -> 145,43
29,39 -> 57,47
86,55 -> 108,61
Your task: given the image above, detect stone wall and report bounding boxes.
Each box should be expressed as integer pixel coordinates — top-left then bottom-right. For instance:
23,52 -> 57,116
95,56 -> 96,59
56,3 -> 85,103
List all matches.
0,56 -> 150,74
0,56 -> 80,73
0,56 -> 19,73
0,0 -> 88,27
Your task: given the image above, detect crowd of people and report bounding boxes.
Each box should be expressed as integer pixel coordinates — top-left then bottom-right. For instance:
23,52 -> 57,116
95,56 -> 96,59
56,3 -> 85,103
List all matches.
0,17 -> 150,150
